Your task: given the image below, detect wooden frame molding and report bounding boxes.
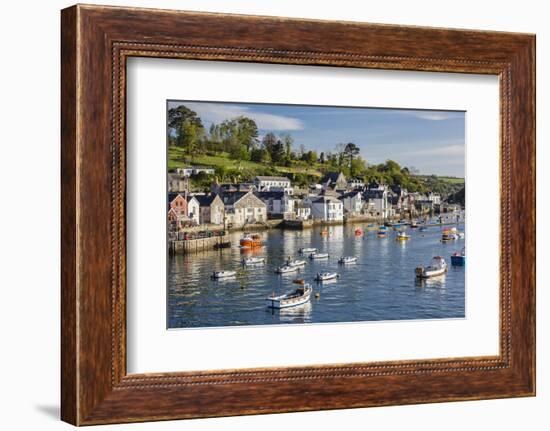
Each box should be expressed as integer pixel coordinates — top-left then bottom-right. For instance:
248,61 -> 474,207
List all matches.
61,4 -> 535,425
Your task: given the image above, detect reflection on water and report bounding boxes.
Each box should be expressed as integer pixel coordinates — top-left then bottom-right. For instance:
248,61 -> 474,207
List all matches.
168,221 -> 465,328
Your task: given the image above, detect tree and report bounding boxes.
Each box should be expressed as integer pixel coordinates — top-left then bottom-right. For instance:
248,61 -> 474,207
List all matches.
302,150 -> 317,164
168,105 -> 205,154
235,116 -> 259,152
351,157 -> 367,176
261,133 -> 278,157
229,144 -> 250,161
250,148 -> 271,164
271,140 -> 286,164
319,152 -> 326,163
343,142 -> 361,175
281,134 -> 294,158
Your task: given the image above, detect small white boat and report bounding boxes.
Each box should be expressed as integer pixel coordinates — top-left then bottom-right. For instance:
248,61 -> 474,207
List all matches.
286,259 -> 307,267
242,257 -> 265,265
309,252 -> 329,259
212,270 -> 237,279
458,232 -> 465,239
415,256 -> 448,278
315,272 -> 339,281
266,279 -> 312,309
275,265 -> 300,274
299,247 -> 317,254
338,256 -> 357,264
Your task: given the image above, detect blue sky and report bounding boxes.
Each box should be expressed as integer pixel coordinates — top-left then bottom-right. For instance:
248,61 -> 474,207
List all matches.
168,100 -> 465,177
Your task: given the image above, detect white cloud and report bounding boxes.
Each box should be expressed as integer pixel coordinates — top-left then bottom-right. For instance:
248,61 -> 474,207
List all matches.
404,111 -> 459,121
177,102 -> 304,131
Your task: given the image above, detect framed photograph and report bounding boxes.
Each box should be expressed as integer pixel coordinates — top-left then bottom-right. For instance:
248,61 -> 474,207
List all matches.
61,4 -> 536,425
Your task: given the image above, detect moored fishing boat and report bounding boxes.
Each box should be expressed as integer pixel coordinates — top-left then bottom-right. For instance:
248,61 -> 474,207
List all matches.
451,248 -> 466,266
275,265 -> 300,274
239,233 -> 263,248
299,247 -> 317,254
286,259 -> 307,267
320,228 -> 329,236
309,252 -> 329,259
366,224 -> 378,231
315,272 -> 339,281
211,270 -> 237,279
338,256 -> 357,264
377,225 -> 388,237
415,256 -> 448,278
266,279 -> 312,309
242,257 -> 265,265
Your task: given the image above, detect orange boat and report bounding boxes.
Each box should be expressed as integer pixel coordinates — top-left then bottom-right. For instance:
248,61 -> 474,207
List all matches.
240,233 -> 263,248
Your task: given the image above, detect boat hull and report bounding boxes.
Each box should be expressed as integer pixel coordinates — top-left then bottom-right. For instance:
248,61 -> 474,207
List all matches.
451,255 -> 466,266
266,286 -> 312,309
416,267 -> 447,278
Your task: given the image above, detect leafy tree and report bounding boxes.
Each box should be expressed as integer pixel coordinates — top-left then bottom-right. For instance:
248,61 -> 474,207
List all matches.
262,133 -> 278,157
250,148 -> 271,164
271,141 -> 286,164
343,142 -> 361,175
351,157 -> 367,176
281,134 -> 294,159
229,144 -> 250,161
168,105 -> 205,153
234,116 -> 259,152
302,150 -> 317,164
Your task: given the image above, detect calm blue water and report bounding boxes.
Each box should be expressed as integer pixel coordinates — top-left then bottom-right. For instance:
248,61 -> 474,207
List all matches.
167,219 -> 465,329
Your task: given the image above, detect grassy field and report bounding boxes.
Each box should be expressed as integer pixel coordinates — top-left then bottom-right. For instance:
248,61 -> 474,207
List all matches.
417,175 -> 465,184
168,146 -> 323,177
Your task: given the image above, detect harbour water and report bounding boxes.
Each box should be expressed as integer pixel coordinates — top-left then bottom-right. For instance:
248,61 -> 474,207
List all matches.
168,219 -> 465,329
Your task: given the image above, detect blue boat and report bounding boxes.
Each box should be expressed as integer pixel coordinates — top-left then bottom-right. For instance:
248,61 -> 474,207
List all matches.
451,249 -> 466,266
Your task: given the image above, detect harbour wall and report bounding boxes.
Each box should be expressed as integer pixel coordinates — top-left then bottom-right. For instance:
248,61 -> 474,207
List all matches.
169,234 -> 231,255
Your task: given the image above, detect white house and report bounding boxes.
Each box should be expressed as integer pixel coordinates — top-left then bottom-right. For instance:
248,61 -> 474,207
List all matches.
294,200 -> 311,220
256,191 -> 295,219
364,182 -> 391,218
309,195 -> 344,222
253,176 -> 293,194
347,178 -> 365,190
340,191 -> 364,215
195,194 -> 225,225
222,190 -> 267,227
187,196 -> 200,225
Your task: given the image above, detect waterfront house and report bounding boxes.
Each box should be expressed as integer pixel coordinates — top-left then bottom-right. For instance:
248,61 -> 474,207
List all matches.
187,196 -> 200,225
294,200 -> 312,220
320,172 -> 347,191
168,192 -> 188,217
222,190 -> 267,227
194,194 -> 225,225
255,191 -> 295,219
253,176 -> 293,194
364,182 -> 391,218
308,195 -> 344,222
339,190 -> 364,215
